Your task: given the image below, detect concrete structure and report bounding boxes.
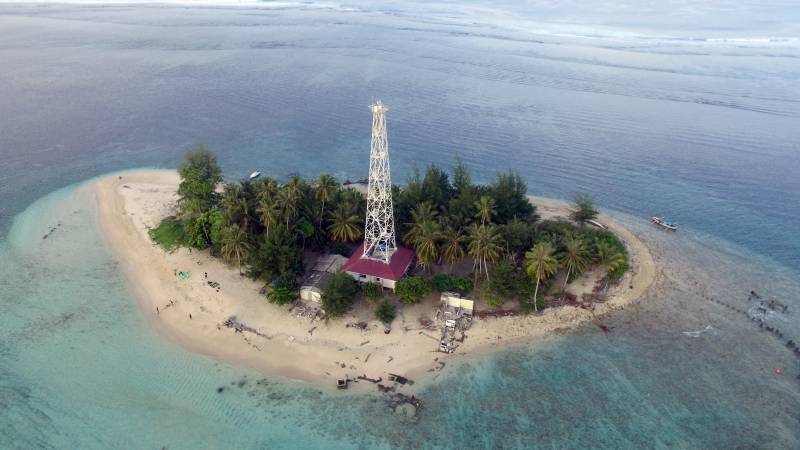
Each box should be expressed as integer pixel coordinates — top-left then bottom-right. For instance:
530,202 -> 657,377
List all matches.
300,254 -> 348,303
299,271 -> 331,303
311,254 -> 348,273
441,292 -> 474,327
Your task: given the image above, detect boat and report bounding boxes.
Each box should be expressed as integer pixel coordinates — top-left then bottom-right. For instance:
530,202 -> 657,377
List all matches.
586,219 -> 607,230
651,216 -> 678,231
249,171 -> 261,180
342,177 -> 368,186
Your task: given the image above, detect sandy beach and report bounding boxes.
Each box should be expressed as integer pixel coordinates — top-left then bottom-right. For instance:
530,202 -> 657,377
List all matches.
93,170 -> 656,391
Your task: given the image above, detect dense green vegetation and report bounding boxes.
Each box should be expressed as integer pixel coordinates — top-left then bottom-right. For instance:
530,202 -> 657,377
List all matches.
163,147 -> 628,316
429,273 -> 473,293
321,272 -> 359,317
267,272 -> 299,305
149,217 -> 186,251
395,276 -> 433,304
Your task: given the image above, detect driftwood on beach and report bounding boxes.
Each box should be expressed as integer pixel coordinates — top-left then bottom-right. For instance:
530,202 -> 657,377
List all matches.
223,316 -> 271,339
357,374 -> 382,383
475,309 -> 521,318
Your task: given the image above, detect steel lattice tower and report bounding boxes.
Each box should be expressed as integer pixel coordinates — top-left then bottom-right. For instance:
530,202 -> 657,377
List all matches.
362,101 -> 397,263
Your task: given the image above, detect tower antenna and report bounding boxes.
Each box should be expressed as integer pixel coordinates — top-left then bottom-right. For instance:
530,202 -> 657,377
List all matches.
362,100 -> 396,263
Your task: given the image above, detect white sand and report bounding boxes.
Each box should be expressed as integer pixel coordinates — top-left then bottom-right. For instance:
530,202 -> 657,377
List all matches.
93,170 -> 656,390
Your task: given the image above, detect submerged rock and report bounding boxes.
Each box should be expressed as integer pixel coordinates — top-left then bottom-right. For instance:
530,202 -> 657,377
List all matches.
394,403 -> 417,418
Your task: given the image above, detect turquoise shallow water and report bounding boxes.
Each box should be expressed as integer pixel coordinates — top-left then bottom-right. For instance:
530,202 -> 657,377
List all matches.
1,1 -> 800,448
1,178 -> 798,448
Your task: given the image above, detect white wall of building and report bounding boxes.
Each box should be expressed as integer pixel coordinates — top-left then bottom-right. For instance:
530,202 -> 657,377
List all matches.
346,271 -> 397,290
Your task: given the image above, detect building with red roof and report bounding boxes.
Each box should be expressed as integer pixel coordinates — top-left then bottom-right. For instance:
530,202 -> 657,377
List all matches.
343,243 -> 415,290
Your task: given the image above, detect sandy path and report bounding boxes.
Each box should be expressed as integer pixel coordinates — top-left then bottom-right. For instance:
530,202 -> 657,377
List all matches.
93,170 -> 655,391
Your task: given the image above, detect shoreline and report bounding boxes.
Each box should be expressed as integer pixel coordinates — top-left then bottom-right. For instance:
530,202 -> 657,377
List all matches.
93,169 -> 656,392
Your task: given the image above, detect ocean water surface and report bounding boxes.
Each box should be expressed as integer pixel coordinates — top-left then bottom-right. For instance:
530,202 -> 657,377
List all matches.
1,1 -> 799,448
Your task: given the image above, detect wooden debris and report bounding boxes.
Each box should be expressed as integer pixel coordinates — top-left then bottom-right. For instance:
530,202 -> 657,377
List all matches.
475,309 -> 520,318
388,373 -> 413,385
222,316 -> 270,339
346,321 -> 369,330
357,374 -> 382,383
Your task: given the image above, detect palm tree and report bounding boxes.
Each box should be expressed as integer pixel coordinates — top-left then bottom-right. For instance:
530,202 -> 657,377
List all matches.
221,183 -> 251,231
221,183 -> 241,222
474,195 -> 496,225
524,241 -> 558,311
466,224 -> 503,282
441,227 -> 466,272
276,188 -> 298,228
284,176 -> 306,199
403,201 -> 438,245
220,224 -> 251,275
594,240 -> 626,288
570,192 -> 599,226
328,203 -> 362,242
412,220 -> 442,271
315,174 -> 337,224
256,196 -> 279,240
254,177 -> 278,203
558,234 -> 589,299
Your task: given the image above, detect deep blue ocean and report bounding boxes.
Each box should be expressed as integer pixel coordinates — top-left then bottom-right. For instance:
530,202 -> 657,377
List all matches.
1,1 -> 799,448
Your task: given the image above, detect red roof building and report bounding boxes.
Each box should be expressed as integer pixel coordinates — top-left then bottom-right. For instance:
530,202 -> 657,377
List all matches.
343,243 -> 415,290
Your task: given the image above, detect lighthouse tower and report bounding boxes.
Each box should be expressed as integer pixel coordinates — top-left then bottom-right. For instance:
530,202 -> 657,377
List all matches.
342,101 -> 414,291
362,101 -> 396,263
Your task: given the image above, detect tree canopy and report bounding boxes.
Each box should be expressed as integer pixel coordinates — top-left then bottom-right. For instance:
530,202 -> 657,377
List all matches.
159,147 -> 628,315
394,276 -> 433,304
375,299 -> 397,324
178,145 -> 222,217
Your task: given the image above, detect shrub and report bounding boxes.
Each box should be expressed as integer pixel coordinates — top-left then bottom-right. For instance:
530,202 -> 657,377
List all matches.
321,272 -> 359,317
375,299 -> 397,323
182,216 -> 210,249
479,283 -> 505,309
430,273 -> 474,293
267,286 -> 296,305
362,282 -> 383,302
484,292 -> 505,309
149,218 -> 185,251
276,271 -> 298,289
394,276 -> 432,304
487,257 -> 519,296
520,295 -> 545,314
519,276 -> 548,314
266,271 -> 298,305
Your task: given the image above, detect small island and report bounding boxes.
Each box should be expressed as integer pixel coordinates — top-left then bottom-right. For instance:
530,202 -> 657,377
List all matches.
94,156 -> 654,391
93,104 -> 654,391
